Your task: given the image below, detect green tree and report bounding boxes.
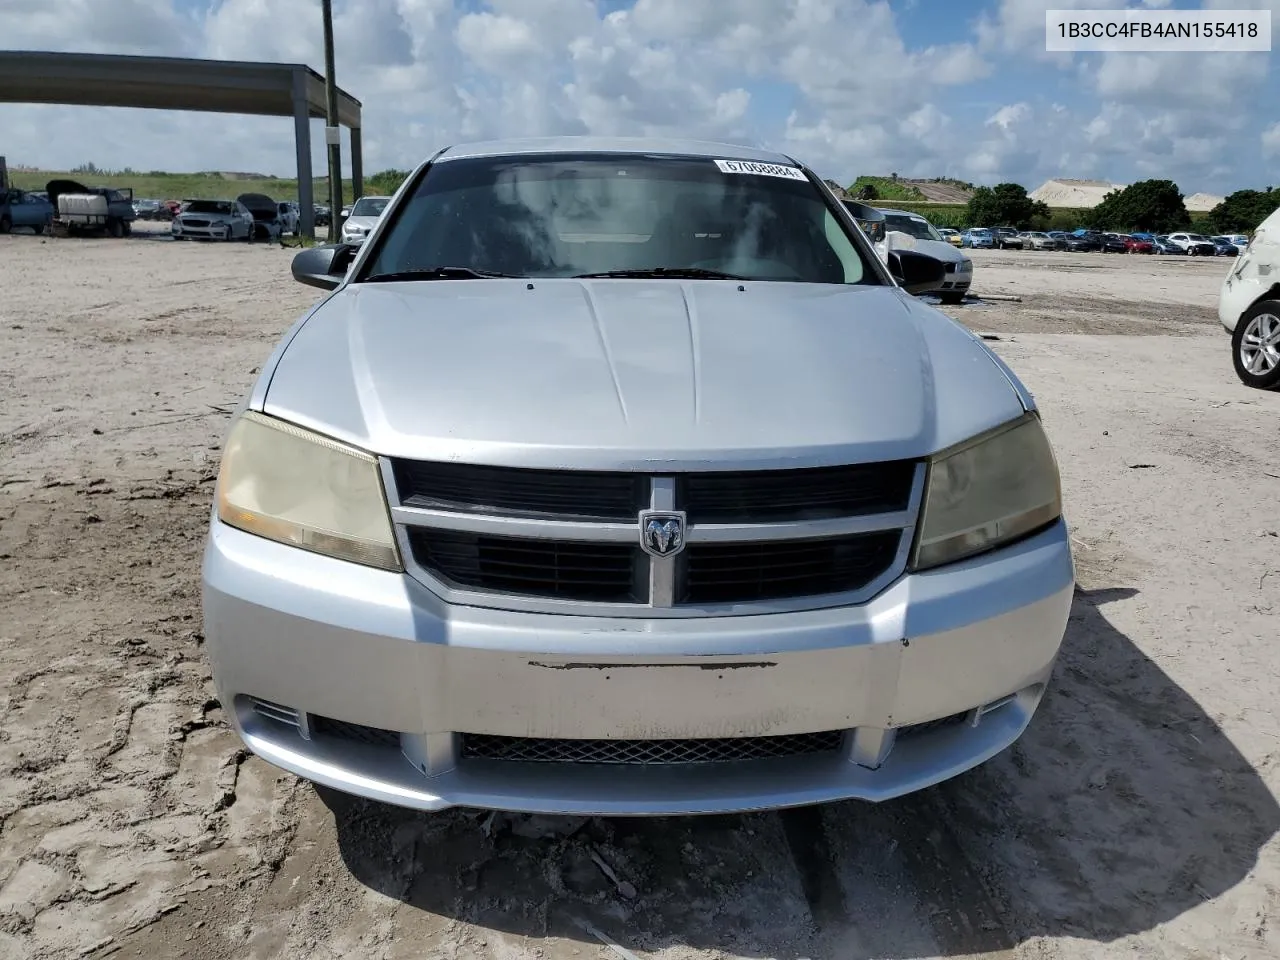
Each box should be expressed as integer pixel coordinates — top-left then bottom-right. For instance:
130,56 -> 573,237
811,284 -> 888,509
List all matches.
1206,188 -> 1278,233
1086,179 -> 1188,232
366,168 -> 412,194
965,183 -> 1050,229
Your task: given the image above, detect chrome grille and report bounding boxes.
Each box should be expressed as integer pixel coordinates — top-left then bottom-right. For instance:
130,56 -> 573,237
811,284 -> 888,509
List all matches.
460,731 -> 846,765
386,459 -> 924,616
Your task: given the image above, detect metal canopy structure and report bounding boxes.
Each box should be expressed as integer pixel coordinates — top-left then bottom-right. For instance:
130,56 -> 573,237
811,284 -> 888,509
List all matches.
0,50 -> 364,238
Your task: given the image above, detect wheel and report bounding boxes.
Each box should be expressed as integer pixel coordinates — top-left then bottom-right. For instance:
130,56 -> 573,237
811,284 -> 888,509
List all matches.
1231,300 -> 1280,390
122,221 -> 132,236
939,292 -> 966,305
0,216 -> 10,234
107,218 -> 123,238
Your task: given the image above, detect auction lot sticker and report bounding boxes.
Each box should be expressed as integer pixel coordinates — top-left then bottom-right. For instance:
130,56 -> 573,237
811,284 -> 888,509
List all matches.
714,159 -> 807,180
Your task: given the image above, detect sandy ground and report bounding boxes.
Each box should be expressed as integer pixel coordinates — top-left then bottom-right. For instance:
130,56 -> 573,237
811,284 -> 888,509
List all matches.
1,232 -> 1278,960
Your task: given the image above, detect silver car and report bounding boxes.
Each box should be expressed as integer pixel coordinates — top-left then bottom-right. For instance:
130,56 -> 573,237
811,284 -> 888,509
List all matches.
171,199 -> 254,241
339,195 -> 390,245
203,137 -> 1073,816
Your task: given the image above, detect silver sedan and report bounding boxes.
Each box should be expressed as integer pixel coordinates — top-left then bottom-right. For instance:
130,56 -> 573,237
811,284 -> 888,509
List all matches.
202,137 -> 1074,816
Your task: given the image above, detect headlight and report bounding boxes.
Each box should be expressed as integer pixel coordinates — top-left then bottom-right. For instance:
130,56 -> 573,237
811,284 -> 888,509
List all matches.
215,411 -> 401,571
911,413 -> 1062,571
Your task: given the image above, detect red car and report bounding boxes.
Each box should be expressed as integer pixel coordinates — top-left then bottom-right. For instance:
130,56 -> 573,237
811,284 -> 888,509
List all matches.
1124,235 -> 1154,254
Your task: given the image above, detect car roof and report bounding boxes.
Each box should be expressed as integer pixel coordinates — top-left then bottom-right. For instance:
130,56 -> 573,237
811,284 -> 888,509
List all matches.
433,136 -> 799,166
354,195 -> 392,201
875,208 -> 927,219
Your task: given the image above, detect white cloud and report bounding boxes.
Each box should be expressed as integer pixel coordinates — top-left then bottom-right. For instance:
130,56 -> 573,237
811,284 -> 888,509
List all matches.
0,0 -> 1273,198
1264,123 -> 1280,158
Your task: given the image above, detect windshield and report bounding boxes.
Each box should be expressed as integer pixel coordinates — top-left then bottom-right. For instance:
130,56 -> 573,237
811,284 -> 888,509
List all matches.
351,197 -> 389,217
883,214 -> 942,241
186,201 -> 233,215
1189,234 -> 1209,242
360,154 -> 872,285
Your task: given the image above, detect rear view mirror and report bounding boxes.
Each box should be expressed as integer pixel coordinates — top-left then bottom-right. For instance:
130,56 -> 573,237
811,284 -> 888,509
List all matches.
291,243 -> 357,291
888,250 -> 947,296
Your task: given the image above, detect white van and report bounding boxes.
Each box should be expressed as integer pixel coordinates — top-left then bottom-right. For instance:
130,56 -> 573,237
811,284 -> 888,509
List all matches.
1218,205 -> 1280,389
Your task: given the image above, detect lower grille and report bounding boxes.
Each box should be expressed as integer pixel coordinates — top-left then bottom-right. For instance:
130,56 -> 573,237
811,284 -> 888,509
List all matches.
460,731 -> 846,765
682,531 -> 901,604
310,715 -> 401,748
408,529 -> 642,603
896,711 -> 969,739
182,218 -> 210,227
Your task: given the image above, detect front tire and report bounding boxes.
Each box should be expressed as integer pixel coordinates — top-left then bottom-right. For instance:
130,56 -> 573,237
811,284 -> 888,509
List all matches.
939,292 -> 966,305
1231,301 -> 1280,390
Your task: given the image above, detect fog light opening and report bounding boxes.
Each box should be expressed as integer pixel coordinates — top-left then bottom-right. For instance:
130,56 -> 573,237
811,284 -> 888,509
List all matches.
968,693 -> 1018,727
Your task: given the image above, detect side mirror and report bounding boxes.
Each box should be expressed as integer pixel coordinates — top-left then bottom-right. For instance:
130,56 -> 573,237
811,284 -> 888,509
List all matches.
291,243 -> 357,291
887,249 -> 947,296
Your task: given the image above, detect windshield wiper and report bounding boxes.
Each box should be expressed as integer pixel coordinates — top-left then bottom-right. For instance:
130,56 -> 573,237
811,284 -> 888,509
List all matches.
571,267 -> 749,280
361,266 -> 515,282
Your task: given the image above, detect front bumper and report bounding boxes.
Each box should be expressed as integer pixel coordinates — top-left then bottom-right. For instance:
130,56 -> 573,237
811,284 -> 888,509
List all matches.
1219,270 -> 1266,333
173,223 -> 231,240
202,518 -> 1074,815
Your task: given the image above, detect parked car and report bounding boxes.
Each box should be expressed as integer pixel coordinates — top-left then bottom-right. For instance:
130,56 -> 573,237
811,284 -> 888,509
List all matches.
1218,203 -> 1280,389
0,187 -> 54,234
1224,233 -> 1250,249
1210,236 -> 1240,256
1020,231 -> 1059,251
1166,232 -> 1217,256
1123,235 -> 1154,254
339,195 -> 391,245
1061,233 -> 1101,252
236,193 -> 283,241
1151,235 -> 1182,254
314,204 -> 332,228
132,198 -> 168,220
961,227 -> 996,248
203,137 -> 1071,816
936,226 -> 963,247
992,227 -> 1023,249
171,199 -> 255,241
876,207 -> 973,304
276,201 -> 301,236
1098,233 -> 1129,254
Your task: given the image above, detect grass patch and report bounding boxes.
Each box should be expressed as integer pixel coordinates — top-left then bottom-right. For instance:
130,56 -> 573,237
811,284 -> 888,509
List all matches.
848,176 -> 927,202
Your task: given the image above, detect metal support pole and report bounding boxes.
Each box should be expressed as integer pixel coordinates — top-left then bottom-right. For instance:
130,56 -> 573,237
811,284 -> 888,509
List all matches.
321,0 -> 342,243
292,72 -> 315,240
351,127 -> 364,201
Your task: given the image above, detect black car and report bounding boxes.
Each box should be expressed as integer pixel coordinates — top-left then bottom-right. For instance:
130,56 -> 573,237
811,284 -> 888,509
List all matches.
235,193 -> 282,241
993,227 -> 1023,249
314,204 -> 332,228
1099,232 -> 1129,253
1062,233 -> 1101,252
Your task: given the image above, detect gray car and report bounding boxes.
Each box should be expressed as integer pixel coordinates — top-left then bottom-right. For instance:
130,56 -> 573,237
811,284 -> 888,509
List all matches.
171,199 -> 254,241
202,137 -> 1073,816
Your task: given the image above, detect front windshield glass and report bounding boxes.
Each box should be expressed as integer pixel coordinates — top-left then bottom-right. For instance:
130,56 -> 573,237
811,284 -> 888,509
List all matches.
883,214 -> 942,241
186,201 -> 233,215
351,198 -> 389,217
361,154 -> 872,284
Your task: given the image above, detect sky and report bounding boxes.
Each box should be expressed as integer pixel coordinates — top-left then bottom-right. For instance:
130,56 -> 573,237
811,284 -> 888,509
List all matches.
1,0 -> 1277,196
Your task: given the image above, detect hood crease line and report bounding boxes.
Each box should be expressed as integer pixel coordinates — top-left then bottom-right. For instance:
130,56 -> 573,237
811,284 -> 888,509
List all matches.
680,282 -> 703,425
578,281 -> 629,424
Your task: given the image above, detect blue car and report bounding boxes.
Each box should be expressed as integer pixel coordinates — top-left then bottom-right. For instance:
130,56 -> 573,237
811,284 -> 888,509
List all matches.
961,228 -> 996,249
0,188 -> 54,234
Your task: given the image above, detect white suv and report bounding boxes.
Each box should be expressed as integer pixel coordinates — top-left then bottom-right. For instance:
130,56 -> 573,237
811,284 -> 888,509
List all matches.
1218,206 -> 1279,389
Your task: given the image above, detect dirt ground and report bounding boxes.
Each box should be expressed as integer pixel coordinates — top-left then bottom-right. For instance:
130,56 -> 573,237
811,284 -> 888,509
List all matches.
2,231 -> 1278,960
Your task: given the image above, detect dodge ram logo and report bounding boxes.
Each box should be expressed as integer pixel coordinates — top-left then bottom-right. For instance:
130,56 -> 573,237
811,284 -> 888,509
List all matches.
639,511 -> 686,558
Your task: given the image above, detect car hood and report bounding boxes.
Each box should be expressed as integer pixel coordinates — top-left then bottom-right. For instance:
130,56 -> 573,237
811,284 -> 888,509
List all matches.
261,280 -> 1027,470
342,215 -> 380,232
180,210 -> 236,221
882,233 -> 966,263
